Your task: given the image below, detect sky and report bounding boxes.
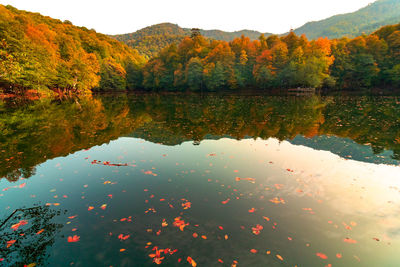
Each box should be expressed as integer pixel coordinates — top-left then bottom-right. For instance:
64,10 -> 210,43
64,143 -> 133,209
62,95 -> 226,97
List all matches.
0,0 -> 374,34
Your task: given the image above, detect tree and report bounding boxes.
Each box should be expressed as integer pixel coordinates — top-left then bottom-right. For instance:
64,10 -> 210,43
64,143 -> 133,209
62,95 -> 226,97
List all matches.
186,57 -> 203,91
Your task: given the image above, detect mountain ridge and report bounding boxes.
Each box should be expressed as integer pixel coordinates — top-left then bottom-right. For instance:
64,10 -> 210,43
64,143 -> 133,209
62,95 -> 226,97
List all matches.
112,0 -> 400,57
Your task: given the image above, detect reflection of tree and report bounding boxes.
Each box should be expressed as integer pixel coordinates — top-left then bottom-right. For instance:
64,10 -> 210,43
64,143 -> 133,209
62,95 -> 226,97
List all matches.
0,206 -> 64,266
1,93 -> 400,182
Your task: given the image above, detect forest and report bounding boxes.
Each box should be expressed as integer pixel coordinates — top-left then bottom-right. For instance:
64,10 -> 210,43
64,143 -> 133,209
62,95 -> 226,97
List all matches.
0,5 -> 145,96
1,4 -> 400,95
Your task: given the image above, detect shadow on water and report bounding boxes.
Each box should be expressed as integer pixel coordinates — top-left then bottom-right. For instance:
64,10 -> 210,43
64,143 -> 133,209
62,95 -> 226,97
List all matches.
0,205 -> 64,266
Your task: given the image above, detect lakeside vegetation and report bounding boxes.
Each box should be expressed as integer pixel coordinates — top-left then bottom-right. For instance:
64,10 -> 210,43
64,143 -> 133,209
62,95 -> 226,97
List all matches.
1,4 -> 400,95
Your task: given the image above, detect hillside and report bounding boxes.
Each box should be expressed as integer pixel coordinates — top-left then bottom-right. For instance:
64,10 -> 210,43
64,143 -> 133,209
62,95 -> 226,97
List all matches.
0,4 -> 145,95
112,23 -> 270,58
294,0 -> 400,39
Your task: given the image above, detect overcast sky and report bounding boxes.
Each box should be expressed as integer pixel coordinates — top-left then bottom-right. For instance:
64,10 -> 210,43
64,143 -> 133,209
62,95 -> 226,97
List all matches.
0,0 -> 374,34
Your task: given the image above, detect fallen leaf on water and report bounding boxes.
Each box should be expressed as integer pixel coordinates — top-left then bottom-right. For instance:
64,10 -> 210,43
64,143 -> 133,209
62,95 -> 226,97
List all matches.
67,235 -> 80,242
269,197 -> 285,204
187,256 -> 197,267
235,177 -> 255,182
252,224 -> 263,235
6,240 -> 16,248
36,229 -> 44,235
316,252 -> 328,259
173,217 -> 189,231
11,220 -> 28,231
221,198 -> 230,204
118,234 -> 130,241
343,238 -> 357,244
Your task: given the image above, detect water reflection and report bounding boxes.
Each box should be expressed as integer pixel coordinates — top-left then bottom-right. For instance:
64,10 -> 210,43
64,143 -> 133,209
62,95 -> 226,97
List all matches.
1,93 -> 400,265
0,205 -> 64,266
1,93 -> 400,181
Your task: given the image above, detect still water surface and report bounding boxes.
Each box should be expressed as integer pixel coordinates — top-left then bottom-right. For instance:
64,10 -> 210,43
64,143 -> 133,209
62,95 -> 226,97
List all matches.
1,93 -> 400,266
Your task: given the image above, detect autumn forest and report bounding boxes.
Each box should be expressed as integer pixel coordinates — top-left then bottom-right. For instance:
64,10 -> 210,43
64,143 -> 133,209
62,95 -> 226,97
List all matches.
0,4 -> 400,95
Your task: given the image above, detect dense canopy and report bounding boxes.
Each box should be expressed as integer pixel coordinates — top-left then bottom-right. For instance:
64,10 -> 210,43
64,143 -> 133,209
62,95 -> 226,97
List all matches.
0,4 -> 145,95
1,4 -> 400,95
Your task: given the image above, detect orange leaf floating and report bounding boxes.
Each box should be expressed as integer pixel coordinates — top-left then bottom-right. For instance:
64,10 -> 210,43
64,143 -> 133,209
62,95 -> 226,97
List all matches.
67,235 -> 80,242
343,238 -> 357,244
6,240 -> 16,248
269,197 -> 285,204
118,234 -> 130,241
276,255 -> 284,261
252,224 -> 263,235
36,229 -> 45,235
316,253 -> 328,259
221,198 -> 230,204
248,208 -> 256,213
181,199 -> 192,209
187,256 -> 197,267
144,170 -> 158,176
235,177 -> 256,182
173,217 -> 189,231
11,220 -> 28,231
88,206 -> 94,211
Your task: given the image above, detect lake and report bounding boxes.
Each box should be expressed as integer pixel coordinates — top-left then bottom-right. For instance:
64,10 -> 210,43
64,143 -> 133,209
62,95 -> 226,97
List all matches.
1,92 -> 400,266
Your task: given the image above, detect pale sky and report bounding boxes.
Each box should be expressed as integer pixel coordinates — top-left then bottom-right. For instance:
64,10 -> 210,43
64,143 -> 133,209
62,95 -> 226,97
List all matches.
0,0 -> 374,34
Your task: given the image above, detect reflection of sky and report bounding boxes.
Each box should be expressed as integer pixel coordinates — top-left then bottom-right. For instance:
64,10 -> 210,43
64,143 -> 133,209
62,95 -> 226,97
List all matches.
1,137 -> 400,266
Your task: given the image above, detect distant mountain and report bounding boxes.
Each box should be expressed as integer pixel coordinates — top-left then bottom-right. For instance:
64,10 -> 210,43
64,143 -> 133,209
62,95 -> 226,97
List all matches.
112,23 -> 270,58
294,0 -> 400,39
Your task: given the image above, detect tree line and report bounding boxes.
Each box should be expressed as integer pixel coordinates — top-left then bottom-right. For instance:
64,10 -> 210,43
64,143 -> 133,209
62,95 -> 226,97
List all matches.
0,4 -> 399,95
